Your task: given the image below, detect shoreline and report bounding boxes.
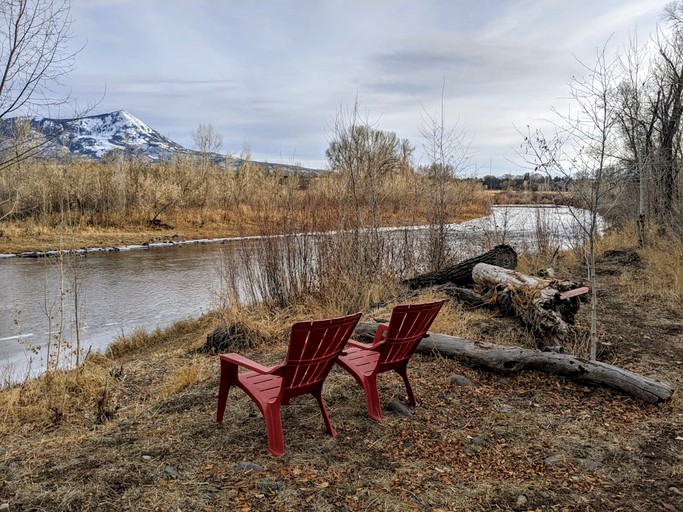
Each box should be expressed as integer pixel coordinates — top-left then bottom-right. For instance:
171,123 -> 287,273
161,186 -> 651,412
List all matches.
0,204 -> 567,258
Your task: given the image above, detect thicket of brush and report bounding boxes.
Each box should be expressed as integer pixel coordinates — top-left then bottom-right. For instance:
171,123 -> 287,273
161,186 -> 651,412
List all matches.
0,152 -> 488,237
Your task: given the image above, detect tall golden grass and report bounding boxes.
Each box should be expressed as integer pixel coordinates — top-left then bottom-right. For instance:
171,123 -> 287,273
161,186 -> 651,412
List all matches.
0,155 -> 490,250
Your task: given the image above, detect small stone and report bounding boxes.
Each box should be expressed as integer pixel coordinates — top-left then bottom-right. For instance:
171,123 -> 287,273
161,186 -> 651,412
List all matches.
164,465 -> 181,479
577,458 -> 602,470
449,375 -> 473,387
141,455 -> 152,462
260,480 -> 284,493
516,495 -> 528,507
0,466 -> 9,474
469,437 -> 488,447
239,461 -> 264,472
0,448 -> 6,456
544,454 -> 563,467
496,404 -> 512,413
202,490 -> 217,499
118,421 -> 133,430
386,401 -> 412,417
0,503 -> 9,511
668,486 -> 682,495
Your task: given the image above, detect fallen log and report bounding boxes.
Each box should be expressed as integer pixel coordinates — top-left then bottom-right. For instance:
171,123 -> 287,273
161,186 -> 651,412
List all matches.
439,283 -> 491,309
404,244 -> 518,289
472,263 -> 587,349
354,323 -> 674,404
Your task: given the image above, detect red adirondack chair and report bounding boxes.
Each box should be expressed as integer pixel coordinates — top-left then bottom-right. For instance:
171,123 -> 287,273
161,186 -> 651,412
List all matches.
336,300 -> 444,420
216,312 -> 362,456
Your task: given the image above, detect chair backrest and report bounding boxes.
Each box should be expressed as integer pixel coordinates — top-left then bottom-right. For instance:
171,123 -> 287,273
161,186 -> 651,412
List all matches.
280,312 -> 362,397
377,300 -> 444,369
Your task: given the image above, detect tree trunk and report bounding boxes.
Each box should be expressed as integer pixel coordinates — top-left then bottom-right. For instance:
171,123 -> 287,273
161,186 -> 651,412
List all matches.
404,244 -> 518,289
471,263 -> 587,349
353,323 -> 674,404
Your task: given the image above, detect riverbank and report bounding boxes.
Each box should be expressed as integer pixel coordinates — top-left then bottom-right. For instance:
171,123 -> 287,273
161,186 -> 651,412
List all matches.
0,209 -> 489,256
0,232 -> 681,510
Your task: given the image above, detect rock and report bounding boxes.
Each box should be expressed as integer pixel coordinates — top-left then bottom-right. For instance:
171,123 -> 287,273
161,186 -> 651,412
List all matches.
516,495 -> 528,508
469,437 -> 488,447
668,486 -> 682,495
164,466 -> 181,479
577,458 -> 602,470
260,480 -> 284,493
544,454 -> 563,467
449,375 -> 473,386
0,503 -> 9,511
0,466 -> 9,473
496,404 -> 512,413
141,455 -> 152,462
0,447 -> 6,456
238,461 -> 264,472
386,401 -> 413,417
118,421 -> 133,430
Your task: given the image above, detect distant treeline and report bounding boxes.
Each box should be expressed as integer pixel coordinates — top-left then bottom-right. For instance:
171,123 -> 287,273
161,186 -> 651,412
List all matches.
479,173 -> 571,192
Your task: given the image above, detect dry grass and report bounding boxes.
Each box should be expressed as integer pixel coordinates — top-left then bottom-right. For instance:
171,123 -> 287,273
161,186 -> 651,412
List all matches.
1,226 -> 681,511
0,283 -> 679,511
0,158 -> 489,254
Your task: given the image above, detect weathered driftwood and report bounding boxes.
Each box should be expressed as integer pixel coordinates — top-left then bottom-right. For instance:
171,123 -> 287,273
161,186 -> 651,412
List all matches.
404,244 -> 518,289
471,263 -> 587,349
354,323 -> 674,404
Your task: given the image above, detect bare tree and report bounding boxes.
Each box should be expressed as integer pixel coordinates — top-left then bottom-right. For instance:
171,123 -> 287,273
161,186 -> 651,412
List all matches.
326,99 -> 410,231
191,122 -> 222,156
191,122 -> 222,224
523,45 -> 625,361
0,0 -> 79,170
419,80 -> 471,271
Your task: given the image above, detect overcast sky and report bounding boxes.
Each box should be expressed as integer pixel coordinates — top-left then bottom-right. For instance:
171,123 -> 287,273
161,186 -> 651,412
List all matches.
58,0 -> 669,175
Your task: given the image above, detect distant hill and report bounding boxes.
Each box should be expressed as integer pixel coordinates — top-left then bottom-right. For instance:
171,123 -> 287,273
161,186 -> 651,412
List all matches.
0,110 -> 320,174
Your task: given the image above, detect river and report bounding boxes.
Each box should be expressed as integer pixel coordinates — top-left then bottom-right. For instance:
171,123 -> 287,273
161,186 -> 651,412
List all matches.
0,205 -> 601,382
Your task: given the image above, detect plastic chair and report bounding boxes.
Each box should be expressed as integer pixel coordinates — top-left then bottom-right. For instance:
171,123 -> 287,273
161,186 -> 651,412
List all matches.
336,301 -> 444,420
216,312 -> 362,456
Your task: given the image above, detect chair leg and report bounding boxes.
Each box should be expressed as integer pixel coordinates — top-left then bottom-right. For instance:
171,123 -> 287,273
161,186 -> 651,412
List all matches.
396,364 -> 417,406
312,388 -> 337,437
216,359 -> 236,424
361,374 -> 383,421
263,404 -> 285,457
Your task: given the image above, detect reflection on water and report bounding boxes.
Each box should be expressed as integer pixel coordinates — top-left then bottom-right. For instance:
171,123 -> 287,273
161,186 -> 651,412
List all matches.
0,205 -> 601,382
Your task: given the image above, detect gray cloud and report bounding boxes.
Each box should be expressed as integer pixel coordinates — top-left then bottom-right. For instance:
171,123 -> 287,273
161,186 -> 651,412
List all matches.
46,0 -> 671,174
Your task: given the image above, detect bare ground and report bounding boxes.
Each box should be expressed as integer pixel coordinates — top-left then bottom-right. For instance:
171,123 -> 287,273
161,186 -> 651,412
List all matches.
0,250 -> 681,511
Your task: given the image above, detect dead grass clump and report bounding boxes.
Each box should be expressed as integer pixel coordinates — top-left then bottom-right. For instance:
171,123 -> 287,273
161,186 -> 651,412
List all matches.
619,234 -> 683,305
159,361 -> 206,398
0,358 -> 122,429
106,315 -> 217,359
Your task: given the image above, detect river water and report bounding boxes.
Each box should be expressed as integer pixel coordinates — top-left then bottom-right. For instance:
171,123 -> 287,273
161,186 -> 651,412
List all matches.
0,205 -> 600,382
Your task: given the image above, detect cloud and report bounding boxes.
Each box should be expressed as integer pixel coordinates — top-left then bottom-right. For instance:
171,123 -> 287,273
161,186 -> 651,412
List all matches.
47,0 -> 669,174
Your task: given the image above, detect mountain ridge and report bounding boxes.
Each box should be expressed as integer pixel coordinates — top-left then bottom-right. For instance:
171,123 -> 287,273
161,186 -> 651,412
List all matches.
0,110 -> 319,174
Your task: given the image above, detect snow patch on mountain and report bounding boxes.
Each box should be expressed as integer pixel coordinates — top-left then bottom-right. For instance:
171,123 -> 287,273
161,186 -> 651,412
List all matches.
0,110 -> 320,174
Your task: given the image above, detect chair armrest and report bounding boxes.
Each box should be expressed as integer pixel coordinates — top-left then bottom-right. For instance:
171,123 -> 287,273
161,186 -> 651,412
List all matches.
345,338 -> 375,350
372,323 -> 390,345
220,353 -> 277,374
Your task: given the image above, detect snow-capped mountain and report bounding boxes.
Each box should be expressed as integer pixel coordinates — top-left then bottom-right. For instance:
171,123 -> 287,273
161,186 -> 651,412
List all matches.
2,110 -> 187,160
0,110 -> 319,173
